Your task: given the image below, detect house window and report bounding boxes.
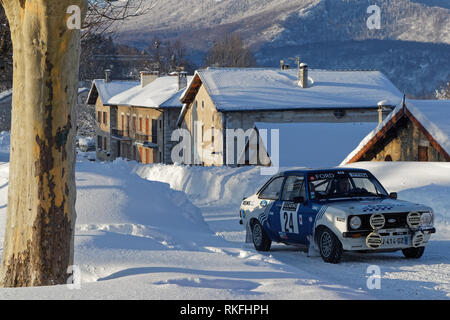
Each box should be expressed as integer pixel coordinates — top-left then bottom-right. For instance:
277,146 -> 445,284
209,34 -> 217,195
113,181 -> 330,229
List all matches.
146,118 -> 150,136
211,127 -> 215,148
121,114 -> 124,130
139,117 -> 143,132
146,148 -> 150,164
385,155 -> 393,161
103,137 -> 107,151
103,112 -> 107,125
97,111 -> 101,124
132,116 -> 136,131
97,135 -> 102,150
152,119 -> 157,143
126,115 -> 130,134
202,101 -> 205,109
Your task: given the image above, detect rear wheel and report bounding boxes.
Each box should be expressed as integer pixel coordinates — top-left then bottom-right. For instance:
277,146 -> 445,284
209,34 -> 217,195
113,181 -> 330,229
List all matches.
317,228 -> 343,264
402,247 -> 425,259
252,221 -> 271,252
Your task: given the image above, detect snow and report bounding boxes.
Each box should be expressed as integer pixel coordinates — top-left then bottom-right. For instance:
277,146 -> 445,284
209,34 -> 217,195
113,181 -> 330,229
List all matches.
407,99 -> 450,155
0,135 -> 449,299
89,80 -> 140,105
0,89 -> 12,102
253,122 -> 378,167
185,68 -> 403,111
108,76 -> 193,108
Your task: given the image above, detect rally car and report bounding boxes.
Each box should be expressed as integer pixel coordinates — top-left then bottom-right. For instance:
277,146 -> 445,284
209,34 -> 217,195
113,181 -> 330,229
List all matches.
239,168 -> 436,263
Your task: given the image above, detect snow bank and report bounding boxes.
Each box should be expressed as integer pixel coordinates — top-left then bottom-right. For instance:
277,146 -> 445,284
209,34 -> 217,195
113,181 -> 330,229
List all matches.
135,164 -> 270,208
76,158 -> 210,237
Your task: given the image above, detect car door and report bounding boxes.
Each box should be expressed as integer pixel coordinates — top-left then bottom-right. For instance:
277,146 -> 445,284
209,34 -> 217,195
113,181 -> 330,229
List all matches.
257,176 -> 285,240
277,175 -> 307,244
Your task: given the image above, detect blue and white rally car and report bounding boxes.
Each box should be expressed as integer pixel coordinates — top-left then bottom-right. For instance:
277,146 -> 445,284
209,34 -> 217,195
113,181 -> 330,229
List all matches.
239,168 -> 436,263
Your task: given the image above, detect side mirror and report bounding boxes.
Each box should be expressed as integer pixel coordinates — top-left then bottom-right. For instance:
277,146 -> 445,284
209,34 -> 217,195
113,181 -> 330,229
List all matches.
389,192 -> 398,200
293,196 -> 305,204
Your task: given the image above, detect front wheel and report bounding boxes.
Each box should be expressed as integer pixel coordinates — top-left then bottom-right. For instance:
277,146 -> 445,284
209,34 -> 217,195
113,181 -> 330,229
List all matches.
317,228 -> 343,264
252,221 -> 271,252
402,247 -> 425,259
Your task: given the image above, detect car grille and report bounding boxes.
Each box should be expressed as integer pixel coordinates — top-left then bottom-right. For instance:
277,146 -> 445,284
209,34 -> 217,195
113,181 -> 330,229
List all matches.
350,212 -> 410,230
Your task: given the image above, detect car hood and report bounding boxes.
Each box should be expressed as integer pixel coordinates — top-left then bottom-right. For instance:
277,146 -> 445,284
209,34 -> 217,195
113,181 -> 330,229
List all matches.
321,198 -> 431,215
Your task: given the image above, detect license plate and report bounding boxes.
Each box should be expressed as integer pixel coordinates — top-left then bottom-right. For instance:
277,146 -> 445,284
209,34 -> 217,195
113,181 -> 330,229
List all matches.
382,236 -> 409,246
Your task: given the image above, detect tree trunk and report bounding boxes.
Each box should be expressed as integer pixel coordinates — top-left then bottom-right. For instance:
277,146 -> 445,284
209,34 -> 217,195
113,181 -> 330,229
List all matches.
0,0 -> 86,287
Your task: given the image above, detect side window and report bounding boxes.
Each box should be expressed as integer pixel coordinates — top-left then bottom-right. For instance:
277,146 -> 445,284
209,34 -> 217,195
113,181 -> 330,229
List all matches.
281,176 -> 306,201
259,177 -> 284,200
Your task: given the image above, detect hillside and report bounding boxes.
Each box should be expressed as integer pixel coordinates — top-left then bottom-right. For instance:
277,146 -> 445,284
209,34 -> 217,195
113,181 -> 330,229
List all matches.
114,0 -> 450,97
117,0 -> 450,49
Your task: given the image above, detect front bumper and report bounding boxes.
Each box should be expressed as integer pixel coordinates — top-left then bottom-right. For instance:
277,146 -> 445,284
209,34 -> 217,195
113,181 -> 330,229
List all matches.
341,227 -> 435,251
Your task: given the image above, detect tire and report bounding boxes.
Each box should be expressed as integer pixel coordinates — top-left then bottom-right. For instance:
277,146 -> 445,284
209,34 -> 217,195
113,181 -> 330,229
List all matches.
317,228 -> 343,264
402,246 -> 425,259
251,221 -> 271,252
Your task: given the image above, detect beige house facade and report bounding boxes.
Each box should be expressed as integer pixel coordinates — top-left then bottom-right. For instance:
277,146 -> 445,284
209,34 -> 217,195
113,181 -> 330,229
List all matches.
92,72 -> 192,164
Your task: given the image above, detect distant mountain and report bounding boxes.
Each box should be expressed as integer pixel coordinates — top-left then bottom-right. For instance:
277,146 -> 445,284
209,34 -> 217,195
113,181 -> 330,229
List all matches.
114,0 -> 450,97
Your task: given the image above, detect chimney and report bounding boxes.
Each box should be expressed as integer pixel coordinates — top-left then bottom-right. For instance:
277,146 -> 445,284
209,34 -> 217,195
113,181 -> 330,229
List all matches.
140,71 -> 159,88
178,71 -> 188,91
105,69 -> 111,83
300,63 -> 308,88
280,60 -> 290,70
377,100 -> 390,124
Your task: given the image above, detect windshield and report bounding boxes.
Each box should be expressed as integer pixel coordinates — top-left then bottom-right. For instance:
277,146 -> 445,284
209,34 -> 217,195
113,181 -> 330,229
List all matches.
308,171 -> 388,200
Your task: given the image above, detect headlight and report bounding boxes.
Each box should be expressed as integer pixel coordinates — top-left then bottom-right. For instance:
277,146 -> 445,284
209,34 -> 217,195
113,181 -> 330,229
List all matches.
420,212 -> 433,227
350,216 -> 362,230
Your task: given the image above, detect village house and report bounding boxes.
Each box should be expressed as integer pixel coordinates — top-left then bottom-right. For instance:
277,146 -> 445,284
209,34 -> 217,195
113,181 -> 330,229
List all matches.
177,66 -> 404,167
342,99 -> 450,164
106,71 -> 192,164
1,87 -> 91,133
86,71 -> 140,161
0,89 -> 12,132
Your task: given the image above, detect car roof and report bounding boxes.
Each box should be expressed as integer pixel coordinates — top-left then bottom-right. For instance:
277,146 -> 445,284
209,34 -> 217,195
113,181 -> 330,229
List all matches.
281,167 -> 371,176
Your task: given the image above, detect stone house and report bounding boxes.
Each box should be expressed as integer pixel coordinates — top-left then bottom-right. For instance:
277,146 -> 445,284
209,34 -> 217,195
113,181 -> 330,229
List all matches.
342,99 -> 450,164
0,89 -> 12,132
86,72 -> 139,161
177,67 -> 404,167
88,71 -> 191,164
1,87 -> 92,133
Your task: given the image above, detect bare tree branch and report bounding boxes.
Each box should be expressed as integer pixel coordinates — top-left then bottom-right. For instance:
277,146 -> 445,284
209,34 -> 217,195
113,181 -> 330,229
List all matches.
83,0 -> 156,38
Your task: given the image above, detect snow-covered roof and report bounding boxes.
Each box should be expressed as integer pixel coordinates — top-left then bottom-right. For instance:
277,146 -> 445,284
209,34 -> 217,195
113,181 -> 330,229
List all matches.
407,99 -> 450,155
87,79 -> 139,106
252,121 -> 379,168
181,68 -> 403,112
0,89 -> 12,103
2,88 -> 88,103
342,99 -> 450,164
109,76 -> 193,108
